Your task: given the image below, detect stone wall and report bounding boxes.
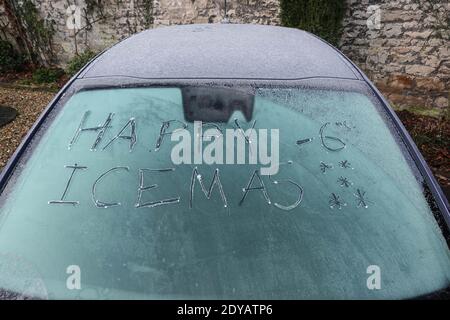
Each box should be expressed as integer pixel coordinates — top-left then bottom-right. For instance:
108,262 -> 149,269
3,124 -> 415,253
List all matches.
0,0 -> 448,109
341,0 -> 449,109
0,0 -> 279,66
153,0 -> 279,26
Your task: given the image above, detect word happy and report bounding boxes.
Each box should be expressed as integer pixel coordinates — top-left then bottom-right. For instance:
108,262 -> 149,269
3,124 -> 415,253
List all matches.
69,112 -> 280,175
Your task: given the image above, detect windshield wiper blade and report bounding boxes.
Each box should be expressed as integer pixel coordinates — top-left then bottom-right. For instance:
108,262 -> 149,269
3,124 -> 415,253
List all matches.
413,285 -> 450,300
0,287 -> 41,300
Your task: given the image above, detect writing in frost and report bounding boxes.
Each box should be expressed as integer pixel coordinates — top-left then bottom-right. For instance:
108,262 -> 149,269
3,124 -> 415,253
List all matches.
49,111 -> 302,212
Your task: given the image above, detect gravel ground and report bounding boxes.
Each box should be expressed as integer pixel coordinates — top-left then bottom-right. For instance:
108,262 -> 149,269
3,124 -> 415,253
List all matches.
0,86 -> 55,169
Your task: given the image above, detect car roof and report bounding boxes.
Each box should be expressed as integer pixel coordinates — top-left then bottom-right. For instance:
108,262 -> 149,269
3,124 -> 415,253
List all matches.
79,24 -> 359,80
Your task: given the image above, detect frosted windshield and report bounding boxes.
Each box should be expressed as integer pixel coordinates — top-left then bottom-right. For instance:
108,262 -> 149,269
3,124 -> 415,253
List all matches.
0,86 -> 449,299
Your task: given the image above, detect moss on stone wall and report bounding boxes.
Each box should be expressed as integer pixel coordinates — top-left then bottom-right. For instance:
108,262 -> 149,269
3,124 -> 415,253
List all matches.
280,0 -> 345,46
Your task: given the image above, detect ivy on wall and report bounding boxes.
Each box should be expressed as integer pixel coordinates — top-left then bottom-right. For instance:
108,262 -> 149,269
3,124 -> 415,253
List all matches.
1,0 -> 55,66
280,0 -> 346,46
1,0 -> 155,67
17,0 -> 55,63
0,39 -> 24,72
143,0 -> 154,28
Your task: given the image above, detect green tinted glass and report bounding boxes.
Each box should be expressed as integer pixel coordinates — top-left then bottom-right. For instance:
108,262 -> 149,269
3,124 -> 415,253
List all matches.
0,86 -> 448,299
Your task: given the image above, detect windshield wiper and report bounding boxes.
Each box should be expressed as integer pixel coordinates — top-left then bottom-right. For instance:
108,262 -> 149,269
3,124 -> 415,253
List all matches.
0,287 -> 40,300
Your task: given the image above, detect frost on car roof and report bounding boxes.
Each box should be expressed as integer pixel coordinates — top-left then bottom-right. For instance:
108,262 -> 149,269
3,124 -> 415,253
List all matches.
80,24 -> 358,80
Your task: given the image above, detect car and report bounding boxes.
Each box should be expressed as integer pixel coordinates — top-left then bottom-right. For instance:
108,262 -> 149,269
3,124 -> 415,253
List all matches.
0,24 -> 448,300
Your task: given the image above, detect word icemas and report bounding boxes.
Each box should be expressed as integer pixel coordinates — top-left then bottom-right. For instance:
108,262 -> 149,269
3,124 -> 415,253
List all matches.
49,165 -> 304,212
